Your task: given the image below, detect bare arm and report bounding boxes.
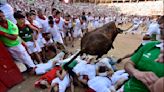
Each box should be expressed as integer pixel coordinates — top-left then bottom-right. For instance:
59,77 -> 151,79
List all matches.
121,53 -> 134,60
56,69 -> 67,80
117,53 -> 134,63
27,24 -> 40,32
27,24 -> 40,40
124,60 -> 159,89
4,34 -> 18,40
32,34 -> 37,47
70,78 -> 74,92
124,61 -> 137,76
0,31 -> 18,40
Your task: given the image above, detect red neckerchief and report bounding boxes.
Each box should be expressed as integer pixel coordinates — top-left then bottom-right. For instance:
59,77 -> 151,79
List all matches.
55,17 -> 60,24
0,21 -> 8,29
38,15 -> 46,20
65,19 -> 69,25
31,23 -> 39,29
80,20 -> 83,25
17,23 -> 26,30
28,20 -> 39,29
53,15 -> 56,19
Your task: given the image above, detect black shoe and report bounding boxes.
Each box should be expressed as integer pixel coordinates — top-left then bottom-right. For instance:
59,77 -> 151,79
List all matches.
50,87 -> 54,92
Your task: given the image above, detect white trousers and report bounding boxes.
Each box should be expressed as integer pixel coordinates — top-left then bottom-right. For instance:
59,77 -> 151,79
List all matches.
8,43 -> 35,68
35,52 -> 65,75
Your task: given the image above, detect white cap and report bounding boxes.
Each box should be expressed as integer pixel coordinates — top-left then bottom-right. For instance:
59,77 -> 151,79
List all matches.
55,62 -> 61,66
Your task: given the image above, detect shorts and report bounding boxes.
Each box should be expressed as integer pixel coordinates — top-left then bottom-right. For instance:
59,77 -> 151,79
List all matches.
26,41 -> 41,54
66,30 -> 72,37
37,38 -> 46,48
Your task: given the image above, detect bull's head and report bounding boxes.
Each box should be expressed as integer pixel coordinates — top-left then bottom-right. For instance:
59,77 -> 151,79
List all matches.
116,28 -> 124,34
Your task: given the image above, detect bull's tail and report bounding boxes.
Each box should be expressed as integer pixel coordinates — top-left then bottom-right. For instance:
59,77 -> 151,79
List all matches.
63,50 -> 83,86
63,50 -> 83,70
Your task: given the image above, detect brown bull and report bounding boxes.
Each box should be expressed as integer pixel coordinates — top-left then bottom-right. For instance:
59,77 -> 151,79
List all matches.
64,21 -> 123,70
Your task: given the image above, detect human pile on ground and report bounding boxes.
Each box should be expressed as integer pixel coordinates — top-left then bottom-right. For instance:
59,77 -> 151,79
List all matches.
34,50 -> 129,92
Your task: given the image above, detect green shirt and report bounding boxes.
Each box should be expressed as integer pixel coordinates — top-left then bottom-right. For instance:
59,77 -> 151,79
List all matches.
62,60 -> 78,69
124,41 -> 164,92
0,20 -> 20,47
18,25 -> 33,42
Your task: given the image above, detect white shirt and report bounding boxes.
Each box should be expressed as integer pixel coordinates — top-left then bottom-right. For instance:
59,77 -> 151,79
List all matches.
26,20 -> 43,40
82,22 -> 88,30
45,39 -> 53,46
68,20 -> 73,28
54,17 -> 64,31
105,17 -> 110,24
87,16 -> 94,22
35,16 -> 48,33
47,25 -> 64,44
33,20 -> 42,29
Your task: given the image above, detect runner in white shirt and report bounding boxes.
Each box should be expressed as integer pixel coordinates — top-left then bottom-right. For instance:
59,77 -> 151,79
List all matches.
35,8 -> 48,33
29,10 -> 46,48
25,12 -> 43,64
99,16 -> 105,27
145,19 -> 161,41
68,15 -> 74,47
26,12 -> 42,52
81,13 -> 88,35
73,17 -> 83,38
105,16 -> 110,24
63,14 -> 72,46
93,17 -> 100,29
54,11 -> 65,39
47,20 -> 64,44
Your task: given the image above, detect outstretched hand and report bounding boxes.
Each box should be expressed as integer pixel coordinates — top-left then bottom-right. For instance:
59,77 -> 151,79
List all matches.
133,71 -> 159,89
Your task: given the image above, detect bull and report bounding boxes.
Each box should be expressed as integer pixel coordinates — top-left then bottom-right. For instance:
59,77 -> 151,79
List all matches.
62,21 -> 123,86
64,21 -> 123,70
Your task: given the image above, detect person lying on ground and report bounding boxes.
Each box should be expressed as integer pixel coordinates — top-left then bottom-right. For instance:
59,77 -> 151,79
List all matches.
87,69 -> 129,92
34,62 -> 62,89
73,56 -> 96,85
34,51 -> 65,75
